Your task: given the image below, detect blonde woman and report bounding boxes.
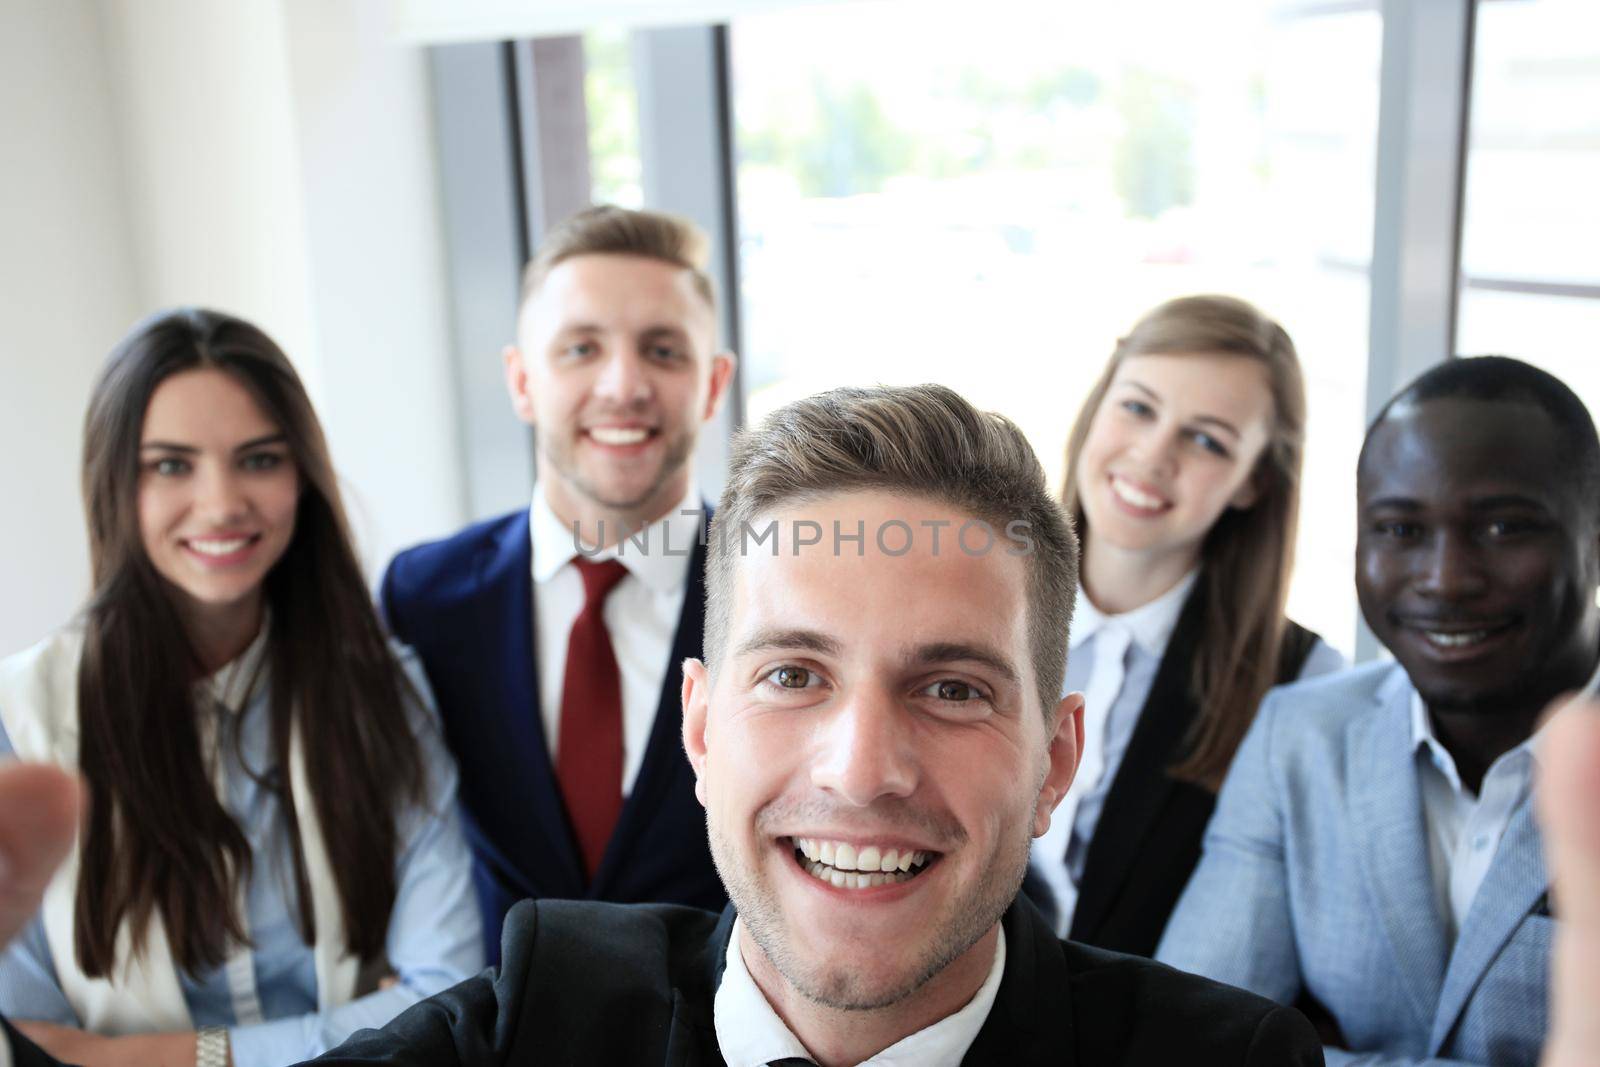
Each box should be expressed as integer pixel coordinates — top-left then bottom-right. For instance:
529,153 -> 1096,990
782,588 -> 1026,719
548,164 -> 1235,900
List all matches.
1026,295 -> 1344,956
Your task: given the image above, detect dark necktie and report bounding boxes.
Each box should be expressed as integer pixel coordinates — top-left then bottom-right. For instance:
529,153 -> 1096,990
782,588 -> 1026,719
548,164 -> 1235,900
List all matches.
556,557 -> 629,883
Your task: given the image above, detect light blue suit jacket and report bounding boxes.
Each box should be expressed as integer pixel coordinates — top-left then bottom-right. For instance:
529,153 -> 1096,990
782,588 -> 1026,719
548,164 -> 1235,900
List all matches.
1157,662 -> 1551,1066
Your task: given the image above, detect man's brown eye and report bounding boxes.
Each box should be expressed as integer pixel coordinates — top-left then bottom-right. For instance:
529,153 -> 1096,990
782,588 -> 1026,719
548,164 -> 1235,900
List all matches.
937,681 -> 974,701
776,667 -> 811,689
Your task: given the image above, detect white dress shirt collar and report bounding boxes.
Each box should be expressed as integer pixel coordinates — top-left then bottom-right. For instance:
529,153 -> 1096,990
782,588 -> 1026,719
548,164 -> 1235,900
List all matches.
1408,689 -> 1549,791
1070,568 -> 1199,657
1410,690 -> 1466,794
1407,651 -> 1599,776
529,482 -> 703,595
1409,685 -> 1551,934
714,917 -> 1006,1067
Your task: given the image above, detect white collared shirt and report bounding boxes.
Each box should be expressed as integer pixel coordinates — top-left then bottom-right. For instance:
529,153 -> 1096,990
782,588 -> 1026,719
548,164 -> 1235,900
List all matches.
1065,571 -> 1203,809
713,917 -> 1006,1067
528,485 -> 701,794
1410,691 -> 1547,937
1030,571 -> 1199,933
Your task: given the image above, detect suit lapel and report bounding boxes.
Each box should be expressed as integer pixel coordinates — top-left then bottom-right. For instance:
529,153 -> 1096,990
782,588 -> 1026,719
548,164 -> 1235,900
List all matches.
1429,798 -> 1547,1053
964,900 -> 1075,1065
592,507 -> 711,897
1347,670 -> 1449,1034
663,903 -> 732,1066
1069,588 -> 1206,942
486,512 -> 587,897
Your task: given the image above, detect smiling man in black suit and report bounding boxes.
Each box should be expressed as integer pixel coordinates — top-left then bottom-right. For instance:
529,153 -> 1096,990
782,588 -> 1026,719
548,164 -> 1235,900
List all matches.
0,385 -> 1322,1067
307,384 -> 1319,1066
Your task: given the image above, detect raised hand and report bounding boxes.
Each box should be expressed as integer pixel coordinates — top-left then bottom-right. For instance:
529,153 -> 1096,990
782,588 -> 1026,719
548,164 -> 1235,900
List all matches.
0,762 -> 80,951
1538,700 -> 1600,1067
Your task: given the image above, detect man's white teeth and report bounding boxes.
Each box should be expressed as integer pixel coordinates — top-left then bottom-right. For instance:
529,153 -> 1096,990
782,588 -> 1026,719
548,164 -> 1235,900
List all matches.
1424,630 -> 1491,648
589,426 -> 649,445
805,861 -> 916,889
1110,476 -> 1166,511
793,837 -> 929,874
188,537 -> 251,556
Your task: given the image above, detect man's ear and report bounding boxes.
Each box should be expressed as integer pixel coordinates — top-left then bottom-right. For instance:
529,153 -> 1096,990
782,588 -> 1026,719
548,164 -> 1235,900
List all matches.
503,344 -> 537,426
681,657 -> 712,808
1033,691 -> 1085,838
703,352 -> 738,421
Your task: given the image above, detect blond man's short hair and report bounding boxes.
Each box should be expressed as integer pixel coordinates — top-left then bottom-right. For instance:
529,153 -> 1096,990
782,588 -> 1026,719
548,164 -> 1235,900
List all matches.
519,205 -> 717,312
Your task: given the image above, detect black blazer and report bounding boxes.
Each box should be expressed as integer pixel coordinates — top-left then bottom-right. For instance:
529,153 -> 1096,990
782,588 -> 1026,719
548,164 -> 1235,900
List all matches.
307,897 -> 1322,1065
380,508 -> 725,963
1027,584 -> 1322,957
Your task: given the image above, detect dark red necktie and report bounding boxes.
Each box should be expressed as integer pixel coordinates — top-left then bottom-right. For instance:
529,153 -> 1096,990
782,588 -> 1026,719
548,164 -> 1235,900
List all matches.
557,557 -> 630,883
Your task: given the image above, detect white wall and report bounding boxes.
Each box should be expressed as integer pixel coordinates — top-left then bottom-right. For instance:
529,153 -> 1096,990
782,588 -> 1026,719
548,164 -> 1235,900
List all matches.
0,1 -> 140,657
281,0 -> 466,566
98,1 -> 320,390
0,0 -> 466,656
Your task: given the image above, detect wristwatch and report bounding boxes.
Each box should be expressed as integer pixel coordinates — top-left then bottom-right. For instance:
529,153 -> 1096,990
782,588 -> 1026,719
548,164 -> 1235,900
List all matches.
196,1026 -> 231,1067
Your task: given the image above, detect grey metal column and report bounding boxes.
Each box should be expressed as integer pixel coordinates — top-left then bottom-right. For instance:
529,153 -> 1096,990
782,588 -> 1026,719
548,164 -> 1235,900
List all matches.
511,37 -> 594,243
1358,0 -> 1476,660
428,42 -> 537,520
632,23 -> 744,500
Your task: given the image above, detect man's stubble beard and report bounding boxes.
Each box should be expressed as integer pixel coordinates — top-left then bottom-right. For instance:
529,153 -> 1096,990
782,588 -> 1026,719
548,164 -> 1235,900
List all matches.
543,423 -> 697,513
707,806 -> 1033,1014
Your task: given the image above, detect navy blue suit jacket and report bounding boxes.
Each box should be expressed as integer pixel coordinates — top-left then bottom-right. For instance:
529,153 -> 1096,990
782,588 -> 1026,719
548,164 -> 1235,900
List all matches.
379,507 -> 725,963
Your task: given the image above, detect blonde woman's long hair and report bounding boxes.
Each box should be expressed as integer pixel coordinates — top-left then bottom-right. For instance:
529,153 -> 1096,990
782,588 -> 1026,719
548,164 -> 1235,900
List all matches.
1060,294 -> 1307,790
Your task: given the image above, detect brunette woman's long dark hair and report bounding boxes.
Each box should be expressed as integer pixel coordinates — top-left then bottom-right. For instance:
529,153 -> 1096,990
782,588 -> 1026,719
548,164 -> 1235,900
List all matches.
75,308 -> 425,976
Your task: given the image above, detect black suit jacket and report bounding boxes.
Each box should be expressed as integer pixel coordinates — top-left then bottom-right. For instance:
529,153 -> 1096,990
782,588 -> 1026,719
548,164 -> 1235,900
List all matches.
307,897 -> 1322,1065
1027,585 -> 1322,957
380,507 -> 725,963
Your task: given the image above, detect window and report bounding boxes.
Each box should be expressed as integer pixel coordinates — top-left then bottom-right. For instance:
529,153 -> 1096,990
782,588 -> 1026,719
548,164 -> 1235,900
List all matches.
730,0 -> 1381,653
585,27 -> 644,208
1456,0 -> 1600,410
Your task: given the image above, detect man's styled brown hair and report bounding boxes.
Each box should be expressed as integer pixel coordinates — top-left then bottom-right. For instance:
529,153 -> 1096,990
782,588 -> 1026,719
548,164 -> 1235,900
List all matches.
1059,293 -> 1307,790
519,204 -> 717,312
704,384 -> 1079,713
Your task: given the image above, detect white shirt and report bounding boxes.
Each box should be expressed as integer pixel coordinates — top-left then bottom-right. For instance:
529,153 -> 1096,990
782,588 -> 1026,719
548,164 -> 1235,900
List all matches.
529,485 -> 701,794
713,917 -> 1006,1067
1031,571 -> 1198,933
1032,572 -> 1346,935
1410,691 -> 1546,938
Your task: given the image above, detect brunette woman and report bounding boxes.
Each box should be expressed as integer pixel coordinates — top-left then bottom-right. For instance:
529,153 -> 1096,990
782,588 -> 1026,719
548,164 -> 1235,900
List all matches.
0,309 -> 482,1066
1026,294 -> 1345,956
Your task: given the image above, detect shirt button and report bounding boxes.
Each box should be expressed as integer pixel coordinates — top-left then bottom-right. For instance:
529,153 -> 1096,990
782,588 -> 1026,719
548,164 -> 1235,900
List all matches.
1473,835 -> 1490,850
